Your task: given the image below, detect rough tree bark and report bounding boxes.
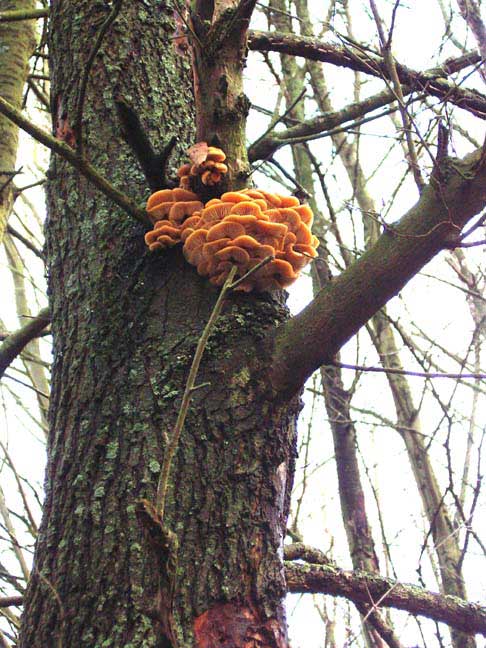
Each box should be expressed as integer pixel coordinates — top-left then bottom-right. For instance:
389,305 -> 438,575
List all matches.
16,2 -> 486,647
19,2 -> 299,646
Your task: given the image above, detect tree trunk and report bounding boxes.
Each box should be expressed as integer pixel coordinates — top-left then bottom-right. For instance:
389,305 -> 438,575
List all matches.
19,2 -> 299,646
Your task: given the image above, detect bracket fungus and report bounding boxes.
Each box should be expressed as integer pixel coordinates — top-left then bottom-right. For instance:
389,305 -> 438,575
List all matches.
144,183 -> 319,291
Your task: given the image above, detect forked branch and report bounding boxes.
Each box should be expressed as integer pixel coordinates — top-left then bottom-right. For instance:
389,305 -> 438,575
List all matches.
271,145 -> 486,395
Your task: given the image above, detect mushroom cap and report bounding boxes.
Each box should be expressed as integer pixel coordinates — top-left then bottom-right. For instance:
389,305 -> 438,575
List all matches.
229,201 -> 264,218
214,245 -> 251,266
177,163 -> 191,178
200,202 -> 233,224
147,201 -> 173,222
258,259 -> 298,286
221,191 -> 251,203
173,188 -> 200,201
146,189 -> 174,211
145,222 -> 181,248
224,214 -> 258,228
251,244 -> 276,260
168,200 -> 203,224
278,248 -> 309,271
293,204 -> 314,226
258,190 -> 282,207
295,223 -> 313,245
148,241 -> 164,252
241,188 -> 266,201
202,238 -> 232,259
180,214 -> 202,231
207,146 -> 226,162
153,235 -> 179,248
269,207 -> 301,231
179,176 -> 191,190
294,243 -> 318,257
206,220 -> 246,242
254,220 -> 288,239
279,195 -> 300,207
230,234 -> 261,250
183,229 -> 209,264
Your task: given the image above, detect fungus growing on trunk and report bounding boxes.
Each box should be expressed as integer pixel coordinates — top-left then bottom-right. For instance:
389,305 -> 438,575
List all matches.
144,185 -> 318,292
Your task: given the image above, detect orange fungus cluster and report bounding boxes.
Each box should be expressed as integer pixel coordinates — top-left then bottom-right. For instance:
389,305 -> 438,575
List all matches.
178,145 -> 228,188
144,185 -> 319,292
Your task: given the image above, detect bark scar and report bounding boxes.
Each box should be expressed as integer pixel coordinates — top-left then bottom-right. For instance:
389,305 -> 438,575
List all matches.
194,601 -> 288,648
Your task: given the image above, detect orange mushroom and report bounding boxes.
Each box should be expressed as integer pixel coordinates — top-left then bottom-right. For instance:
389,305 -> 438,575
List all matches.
144,176 -> 319,291
207,146 -> 226,162
173,188 -> 200,201
168,200 -> 203,224
229,201 -> 264,218
146,189 -> 174,211
206,220 -> 246,242
214,245 -> 251,266
200,202 -> 233,224
221,191 -> 250,203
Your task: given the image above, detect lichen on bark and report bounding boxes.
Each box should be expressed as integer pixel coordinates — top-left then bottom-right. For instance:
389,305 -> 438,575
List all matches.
20,2 -> 300,647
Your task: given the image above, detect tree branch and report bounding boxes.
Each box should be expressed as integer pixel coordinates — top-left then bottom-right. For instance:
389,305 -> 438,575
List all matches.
0,308 -> 50,379
248,30 -> 486,118
248,86 -> 416,161
0,95 -> 149,226
0,8 -> 48,22
248,45 -> 481,161
285,562 -> 486,636
0,596 -> 23,608
271,145 -> 486,395
115,98 -> 178,191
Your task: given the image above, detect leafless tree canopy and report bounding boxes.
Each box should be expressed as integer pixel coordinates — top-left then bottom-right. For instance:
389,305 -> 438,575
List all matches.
0,1 -> 485,647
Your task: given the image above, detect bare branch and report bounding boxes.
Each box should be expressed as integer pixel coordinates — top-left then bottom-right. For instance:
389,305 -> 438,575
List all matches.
248,30 -> 486,118
0,597 -> 22,608
0,308 -> 50,379
285,562 -> 486,636
0,8 -> 48,23
330,361 -> 486,380
271,146 -> 486,395
0,95 -> 149,226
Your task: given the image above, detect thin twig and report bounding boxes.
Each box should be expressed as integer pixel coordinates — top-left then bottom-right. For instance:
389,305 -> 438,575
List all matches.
369,0 -> 424,191
6,225 -> 44,260
228,254 -> 274,290
3,373 -> 50,399
330,361 -> 486,380
74,0 -> 123,157
250,87 -> 306,151
0,442 -> 38,536
155,266 -> 238,518
0,94 -> 148,225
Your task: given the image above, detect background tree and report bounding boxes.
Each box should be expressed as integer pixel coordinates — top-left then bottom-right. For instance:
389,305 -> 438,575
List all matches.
0,1 -> 484,647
